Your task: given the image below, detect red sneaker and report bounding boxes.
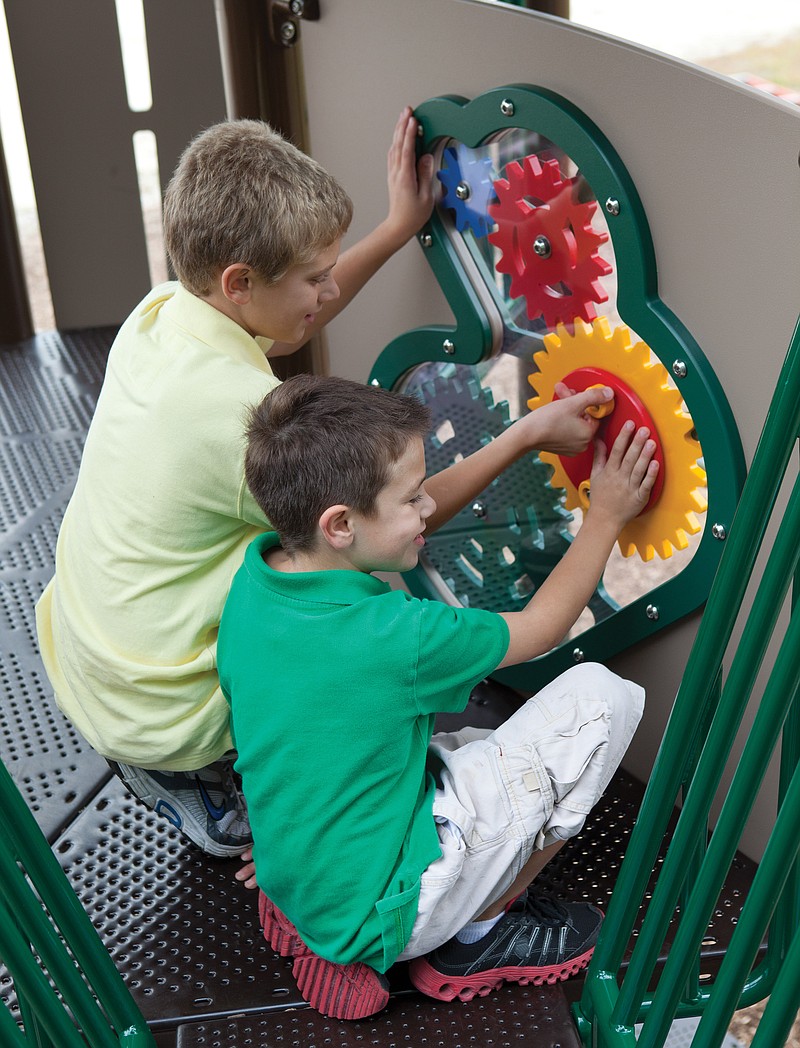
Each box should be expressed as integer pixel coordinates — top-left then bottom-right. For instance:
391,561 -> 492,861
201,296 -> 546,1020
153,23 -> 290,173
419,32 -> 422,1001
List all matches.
259,891 -> 303,958
258,891 -> 390,1020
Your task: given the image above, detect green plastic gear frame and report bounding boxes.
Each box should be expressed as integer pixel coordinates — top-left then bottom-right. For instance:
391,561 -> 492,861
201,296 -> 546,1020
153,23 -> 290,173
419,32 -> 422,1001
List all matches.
368,84 -> 745,693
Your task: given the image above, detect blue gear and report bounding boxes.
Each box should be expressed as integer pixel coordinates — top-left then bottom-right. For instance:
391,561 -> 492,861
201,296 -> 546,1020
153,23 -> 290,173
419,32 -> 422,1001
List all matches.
437,144 -> 496,238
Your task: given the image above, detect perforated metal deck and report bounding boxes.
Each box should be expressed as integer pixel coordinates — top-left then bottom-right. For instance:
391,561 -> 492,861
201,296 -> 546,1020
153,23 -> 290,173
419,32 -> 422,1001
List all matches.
0,329 -> 757,1047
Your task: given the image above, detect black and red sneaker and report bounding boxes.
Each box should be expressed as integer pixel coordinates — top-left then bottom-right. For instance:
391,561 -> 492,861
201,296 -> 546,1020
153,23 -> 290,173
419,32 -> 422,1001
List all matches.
409,894 -> 602,1003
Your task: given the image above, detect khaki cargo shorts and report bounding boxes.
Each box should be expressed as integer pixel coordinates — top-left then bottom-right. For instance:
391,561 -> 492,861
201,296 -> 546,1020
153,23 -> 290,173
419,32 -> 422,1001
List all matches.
397,663 -> 645,960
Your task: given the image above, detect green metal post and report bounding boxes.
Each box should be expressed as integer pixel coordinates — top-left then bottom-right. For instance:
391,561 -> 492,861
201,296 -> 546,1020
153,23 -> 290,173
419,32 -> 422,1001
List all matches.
638,616 -> 799,1046
689,757 -> 800,1045
748,925 -> 800,1048
619,476 -> 800,1033
0,758 -> 156,1046
576,314 -> 800,1039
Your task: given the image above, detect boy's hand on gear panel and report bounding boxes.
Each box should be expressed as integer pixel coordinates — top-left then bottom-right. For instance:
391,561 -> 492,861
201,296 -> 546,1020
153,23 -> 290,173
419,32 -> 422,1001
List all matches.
384,106 -> 435,245
587,421 -> 659,531
523,382 -> 613,456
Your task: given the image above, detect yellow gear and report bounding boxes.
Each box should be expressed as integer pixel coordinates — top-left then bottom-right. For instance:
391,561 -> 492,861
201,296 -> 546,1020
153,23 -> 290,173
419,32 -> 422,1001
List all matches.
527,317 -> 707,561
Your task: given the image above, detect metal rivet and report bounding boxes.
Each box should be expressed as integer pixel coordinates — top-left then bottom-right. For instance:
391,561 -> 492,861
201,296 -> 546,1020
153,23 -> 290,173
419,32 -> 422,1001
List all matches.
533,235 -> 551,259
672,360 -> 688,378
370,378 -> 381,388
712,523 -> 727,541
472,500 -> 487,519
419,233 -> 433,249
288,0 -> 305,14
646,604 -> 659,621
573,648 -> 585,663
455,181 -> 470,201
605,197 -> 620,216
279,20 -> 297,45
442,338 -> 455,355
500,98 -> 515,117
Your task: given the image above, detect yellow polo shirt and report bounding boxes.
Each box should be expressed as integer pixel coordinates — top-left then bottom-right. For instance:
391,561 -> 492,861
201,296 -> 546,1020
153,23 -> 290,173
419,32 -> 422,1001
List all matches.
36,283 -> 279,770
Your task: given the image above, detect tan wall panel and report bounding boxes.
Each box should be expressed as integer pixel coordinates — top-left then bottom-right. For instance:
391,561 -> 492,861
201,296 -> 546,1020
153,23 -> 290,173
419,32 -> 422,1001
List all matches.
5,0 -> 226,328
299,0 -> 800,858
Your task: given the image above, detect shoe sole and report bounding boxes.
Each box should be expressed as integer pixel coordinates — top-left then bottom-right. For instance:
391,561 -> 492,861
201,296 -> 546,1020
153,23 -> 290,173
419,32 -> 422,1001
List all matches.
259,893 -> 303,957
293,953 -> 390,1021
259,893 -> 389,1020
109,761 -> 250,859
408,944 -> 596,1002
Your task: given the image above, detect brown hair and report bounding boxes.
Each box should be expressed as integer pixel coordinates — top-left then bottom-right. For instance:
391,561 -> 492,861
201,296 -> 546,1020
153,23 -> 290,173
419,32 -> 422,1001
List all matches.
246,375 -> 431,555
163,120 -> 353,296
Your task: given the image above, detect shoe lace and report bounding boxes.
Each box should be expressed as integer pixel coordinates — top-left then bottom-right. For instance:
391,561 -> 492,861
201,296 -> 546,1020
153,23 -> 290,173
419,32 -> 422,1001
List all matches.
518,893 -> 570,927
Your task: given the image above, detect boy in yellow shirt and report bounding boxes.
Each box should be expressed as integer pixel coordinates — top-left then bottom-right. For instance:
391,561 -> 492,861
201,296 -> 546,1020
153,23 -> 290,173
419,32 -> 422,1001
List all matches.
36,110 -> 434,857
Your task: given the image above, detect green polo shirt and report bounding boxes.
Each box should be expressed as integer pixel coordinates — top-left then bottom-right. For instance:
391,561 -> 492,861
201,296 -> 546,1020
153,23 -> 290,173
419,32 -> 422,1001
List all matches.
218,532 -> 509,972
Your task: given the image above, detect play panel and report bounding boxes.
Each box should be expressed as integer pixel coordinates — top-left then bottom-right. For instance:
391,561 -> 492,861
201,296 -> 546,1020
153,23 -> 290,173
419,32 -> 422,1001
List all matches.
368,84 -> 745,692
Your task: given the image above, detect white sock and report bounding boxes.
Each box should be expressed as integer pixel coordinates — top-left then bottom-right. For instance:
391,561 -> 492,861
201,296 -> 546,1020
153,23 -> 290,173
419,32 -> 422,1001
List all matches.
455,912 -> 504,944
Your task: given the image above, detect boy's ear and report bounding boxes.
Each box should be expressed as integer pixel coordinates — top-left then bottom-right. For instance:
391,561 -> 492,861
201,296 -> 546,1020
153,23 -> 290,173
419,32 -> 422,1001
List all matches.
318,505 -> 355,550
220,263 -> 253,304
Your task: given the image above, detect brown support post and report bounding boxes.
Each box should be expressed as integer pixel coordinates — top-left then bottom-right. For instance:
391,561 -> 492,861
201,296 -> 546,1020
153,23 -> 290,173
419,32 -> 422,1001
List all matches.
0,127 -> 33,344
524,1 -> 570,16
214,0 -> 323,377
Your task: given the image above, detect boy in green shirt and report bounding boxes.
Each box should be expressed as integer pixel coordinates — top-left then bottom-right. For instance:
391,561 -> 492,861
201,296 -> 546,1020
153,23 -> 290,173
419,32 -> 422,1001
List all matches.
218,374 -> 656,1020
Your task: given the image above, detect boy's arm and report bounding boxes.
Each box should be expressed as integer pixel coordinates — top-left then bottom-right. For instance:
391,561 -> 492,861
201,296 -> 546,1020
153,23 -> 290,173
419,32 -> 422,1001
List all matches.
424,382 -> 615,533
269,107 -> 434,354
496,422 -> 658,668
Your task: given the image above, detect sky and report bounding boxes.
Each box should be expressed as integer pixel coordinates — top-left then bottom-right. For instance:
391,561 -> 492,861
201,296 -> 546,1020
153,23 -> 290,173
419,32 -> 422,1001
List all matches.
569,0 -> 800,61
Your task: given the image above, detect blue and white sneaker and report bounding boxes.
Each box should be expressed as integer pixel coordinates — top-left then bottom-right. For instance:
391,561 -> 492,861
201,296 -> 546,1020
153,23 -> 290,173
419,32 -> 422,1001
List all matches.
108,756 -> 252,858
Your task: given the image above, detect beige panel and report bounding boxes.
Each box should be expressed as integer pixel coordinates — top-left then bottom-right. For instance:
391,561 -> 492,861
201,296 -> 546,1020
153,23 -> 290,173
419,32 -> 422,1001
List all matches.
144,0 -> 228,191
5,0 -> 226,328
299,0 -> 800,858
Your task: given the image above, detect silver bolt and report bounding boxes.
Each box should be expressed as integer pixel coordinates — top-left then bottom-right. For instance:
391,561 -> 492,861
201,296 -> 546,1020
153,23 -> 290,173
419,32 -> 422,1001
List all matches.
646,604 -> 660,621
370,378 -> 381,388
605,197 -> 620,216
672,360 -> 688,379
500,98 -> 515,117
419,233 -> 433,249
442,338 -> 455,355
288,0 -> 305,14
455,181 -> 470,201
573,648 -> 585,663
712,523 -> 727,541
279,19 -> 297,44
472,500 -> 487,519
533,235 -> 552,259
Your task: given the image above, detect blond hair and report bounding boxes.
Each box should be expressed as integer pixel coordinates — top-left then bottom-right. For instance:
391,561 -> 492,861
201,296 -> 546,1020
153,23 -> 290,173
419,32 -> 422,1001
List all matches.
163,120 -> 353,296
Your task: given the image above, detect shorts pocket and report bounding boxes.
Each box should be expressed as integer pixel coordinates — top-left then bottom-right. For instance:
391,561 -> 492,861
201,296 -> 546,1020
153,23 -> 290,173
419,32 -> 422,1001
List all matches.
374,882 -> 421,971
495,742 -> 555,839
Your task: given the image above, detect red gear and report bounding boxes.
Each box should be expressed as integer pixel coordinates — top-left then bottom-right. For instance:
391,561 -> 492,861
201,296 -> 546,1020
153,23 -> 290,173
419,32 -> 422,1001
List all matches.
488,154 -> 611,328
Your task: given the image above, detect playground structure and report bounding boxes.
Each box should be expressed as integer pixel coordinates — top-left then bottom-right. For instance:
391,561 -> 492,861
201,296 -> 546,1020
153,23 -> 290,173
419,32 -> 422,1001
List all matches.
0,1 -> 798,1044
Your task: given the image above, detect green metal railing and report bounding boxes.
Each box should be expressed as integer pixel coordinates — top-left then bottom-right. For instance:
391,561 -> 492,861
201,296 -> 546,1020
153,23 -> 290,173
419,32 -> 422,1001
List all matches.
574,314 -> 800,1045
0,758 -> 155,1046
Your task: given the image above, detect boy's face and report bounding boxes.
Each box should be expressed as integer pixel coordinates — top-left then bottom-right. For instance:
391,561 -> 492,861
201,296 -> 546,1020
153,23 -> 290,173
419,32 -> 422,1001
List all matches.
246,240 -> 341,345
350,437 -> 436,574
